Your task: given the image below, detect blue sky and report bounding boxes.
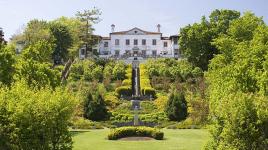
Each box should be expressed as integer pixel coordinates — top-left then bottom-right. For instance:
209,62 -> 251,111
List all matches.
1,0 -> 268,40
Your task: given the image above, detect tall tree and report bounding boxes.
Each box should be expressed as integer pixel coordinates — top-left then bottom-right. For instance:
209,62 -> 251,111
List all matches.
84,92 -> 108,121
49,22 -> 73,64
179,9 -> 240,70
23,19 -> 53,45
0,44 -> 15,86
53,17 -> 85,57
205,12 -> 268,149
76,8 -> 101,57
165,91 -> 187,121
15,40 -> 61,88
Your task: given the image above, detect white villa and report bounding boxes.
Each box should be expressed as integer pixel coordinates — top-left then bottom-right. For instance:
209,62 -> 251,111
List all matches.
79,24 -> 180,59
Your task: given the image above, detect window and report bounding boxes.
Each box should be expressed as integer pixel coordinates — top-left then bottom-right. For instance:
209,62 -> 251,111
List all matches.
115,50 -> 120,55
134,31 -> 138,34
103,51 -> 109,55
174,49 -> 179,55
142,39 -> 146,45
164,42 -> 168,47
104,42 -> 109,47
115,39 -> 120,45
152,39 -> 157,45
134,39 -> 138,45
81,49 -> 85,55
126,39 -> 130,45
142,50 -> 146,56
152,50 -> 157,56
173,38 -> 178,45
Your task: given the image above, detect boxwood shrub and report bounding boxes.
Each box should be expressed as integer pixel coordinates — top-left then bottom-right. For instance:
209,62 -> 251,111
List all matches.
143,87 -> 156,98
115,86 -> 132,97
122,79 -> 131,86
107,126 -> 164,140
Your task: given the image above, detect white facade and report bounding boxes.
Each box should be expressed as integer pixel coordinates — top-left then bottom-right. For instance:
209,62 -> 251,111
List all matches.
79,25 -> 180,59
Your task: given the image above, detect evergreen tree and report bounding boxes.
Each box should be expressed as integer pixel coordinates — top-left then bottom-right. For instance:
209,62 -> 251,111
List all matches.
165,92 -> 187,121
84,92 -> 108,121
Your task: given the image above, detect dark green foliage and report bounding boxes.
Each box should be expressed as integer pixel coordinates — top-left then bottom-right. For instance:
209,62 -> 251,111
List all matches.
107,126 -> 164,140
84,92 -> 108,121
75,9 -> 101,54
165,92 -> 187,121
179,9 -> 240,70
115,86 -> 132,97
49,22 -> 73,64
142,87 -> 156,98
0,44 -> 15,86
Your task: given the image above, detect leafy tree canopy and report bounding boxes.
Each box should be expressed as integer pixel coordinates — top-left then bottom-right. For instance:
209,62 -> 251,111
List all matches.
0,43 -> 16,86
205,12 -> 268,149
179,9 -> 240,70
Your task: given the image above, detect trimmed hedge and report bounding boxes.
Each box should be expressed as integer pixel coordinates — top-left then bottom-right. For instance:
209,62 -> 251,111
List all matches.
71,118 -> 104,129
122,79 -> 131,86
107,126 -> 164,140
140,64 -> 156,98
115,65 -> 132,97
142,87 -> 156,98
115,86 -> 132,96
110,112 -> 134,122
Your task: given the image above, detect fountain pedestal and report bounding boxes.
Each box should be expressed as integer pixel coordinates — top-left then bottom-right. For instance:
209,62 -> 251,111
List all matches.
133,106 -> 139,126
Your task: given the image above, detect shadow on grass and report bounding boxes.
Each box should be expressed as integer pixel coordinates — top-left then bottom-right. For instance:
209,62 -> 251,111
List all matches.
70,130 -> 91,137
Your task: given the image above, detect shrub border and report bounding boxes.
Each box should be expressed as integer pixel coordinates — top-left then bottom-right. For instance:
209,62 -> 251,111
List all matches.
107,126 -> 164,140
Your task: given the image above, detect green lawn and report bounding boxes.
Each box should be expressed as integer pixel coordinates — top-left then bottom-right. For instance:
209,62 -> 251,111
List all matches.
72,129 -> 210,150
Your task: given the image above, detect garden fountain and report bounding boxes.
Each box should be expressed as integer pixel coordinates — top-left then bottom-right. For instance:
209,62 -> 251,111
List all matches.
133,106 -> 139,126
131,59 -> 141,126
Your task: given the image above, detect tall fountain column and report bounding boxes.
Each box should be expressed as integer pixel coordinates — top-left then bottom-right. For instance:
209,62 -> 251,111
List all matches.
132,60 -> 140,99
131,59 -> 141,121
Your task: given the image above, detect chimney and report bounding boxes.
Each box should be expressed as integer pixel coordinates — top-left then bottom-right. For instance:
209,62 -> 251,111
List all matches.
0,27 -> 4,42
157,24 -> 161,32
111,24 -> 115,33
0,27 -> 3,36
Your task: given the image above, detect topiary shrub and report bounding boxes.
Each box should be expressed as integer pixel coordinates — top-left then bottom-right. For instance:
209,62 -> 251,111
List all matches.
122,79 -> 131,86
165,91 -> 188,121
107,126 -> 164,140
115,86 -> 132,97
84,92 -> 109,121
143,87 -> 156,98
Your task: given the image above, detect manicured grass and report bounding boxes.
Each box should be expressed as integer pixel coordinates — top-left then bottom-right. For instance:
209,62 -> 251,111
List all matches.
72,129 -> 210,150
